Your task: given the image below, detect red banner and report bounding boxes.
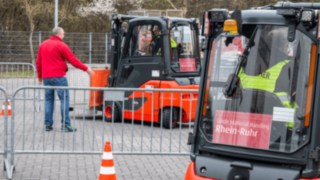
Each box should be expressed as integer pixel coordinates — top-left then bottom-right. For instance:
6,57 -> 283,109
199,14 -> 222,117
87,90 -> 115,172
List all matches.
213,110 -> 272,149
179,58 -> 196,72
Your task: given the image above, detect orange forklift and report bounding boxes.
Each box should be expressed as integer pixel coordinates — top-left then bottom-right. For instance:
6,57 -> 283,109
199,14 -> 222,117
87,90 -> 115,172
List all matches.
94,14 -> 201,128
186,2 -> 320,179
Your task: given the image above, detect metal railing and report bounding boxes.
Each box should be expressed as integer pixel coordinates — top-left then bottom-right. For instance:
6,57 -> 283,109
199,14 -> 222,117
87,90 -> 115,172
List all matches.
0,62 -> 36,96
2,86 -> 197,179
0,86 -> 7,155
0,62 -> 110,89
0,87 -> 13,180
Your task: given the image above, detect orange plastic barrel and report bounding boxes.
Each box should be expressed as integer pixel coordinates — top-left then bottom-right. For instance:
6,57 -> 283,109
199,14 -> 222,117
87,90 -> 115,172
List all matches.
89,68 -> 110,108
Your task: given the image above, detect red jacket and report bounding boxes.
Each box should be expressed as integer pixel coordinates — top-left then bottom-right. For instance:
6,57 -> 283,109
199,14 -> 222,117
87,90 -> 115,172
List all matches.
36,36 -> 88,79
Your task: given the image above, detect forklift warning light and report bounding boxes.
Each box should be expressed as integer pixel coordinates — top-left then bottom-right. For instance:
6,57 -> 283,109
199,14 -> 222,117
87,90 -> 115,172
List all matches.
223,19 -> 238,35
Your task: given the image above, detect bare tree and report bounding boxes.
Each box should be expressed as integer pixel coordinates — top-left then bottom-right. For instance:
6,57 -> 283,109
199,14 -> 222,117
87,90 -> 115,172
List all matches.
79,0 -> 115,15
165,0 -> 177,9
114,0 -> 138,14
142,0 -> 184,10
18,0 -> 43,64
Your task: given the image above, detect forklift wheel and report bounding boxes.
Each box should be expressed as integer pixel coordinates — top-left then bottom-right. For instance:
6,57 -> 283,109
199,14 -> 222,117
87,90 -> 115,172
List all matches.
104,102 -> 121,122
162,108 -> 178,129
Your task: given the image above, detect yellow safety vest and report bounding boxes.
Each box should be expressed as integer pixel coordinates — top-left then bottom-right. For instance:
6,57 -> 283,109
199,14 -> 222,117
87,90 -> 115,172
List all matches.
238,60 -> 296,128
170,38 -> 177,48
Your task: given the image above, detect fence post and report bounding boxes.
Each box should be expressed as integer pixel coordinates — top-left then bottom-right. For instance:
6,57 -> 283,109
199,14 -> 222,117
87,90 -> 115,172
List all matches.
89,32 -> 92,65
37,31 -> 42,85
1,91 -> 14,179
105,33 -> 108,64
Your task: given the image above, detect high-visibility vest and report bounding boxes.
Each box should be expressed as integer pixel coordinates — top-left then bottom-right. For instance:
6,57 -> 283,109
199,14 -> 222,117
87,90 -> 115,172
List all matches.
238,60 -> 296,128
170,38 -> 177,48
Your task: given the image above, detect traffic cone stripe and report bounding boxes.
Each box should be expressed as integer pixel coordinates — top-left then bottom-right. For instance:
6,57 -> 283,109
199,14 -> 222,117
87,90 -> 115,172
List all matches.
99,174 -> 117,180
104,145 -> 112,152
102,152 -> 113,159
101,160 -> 114,167
100,166 -> 116,175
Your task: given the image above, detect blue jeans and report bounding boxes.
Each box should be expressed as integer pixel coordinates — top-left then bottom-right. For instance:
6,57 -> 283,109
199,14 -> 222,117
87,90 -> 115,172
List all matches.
43,77 -> 70,126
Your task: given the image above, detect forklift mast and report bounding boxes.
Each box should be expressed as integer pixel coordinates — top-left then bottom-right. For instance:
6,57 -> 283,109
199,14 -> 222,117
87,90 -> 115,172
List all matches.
110,14 -> 138,86
186,2 -> 320,180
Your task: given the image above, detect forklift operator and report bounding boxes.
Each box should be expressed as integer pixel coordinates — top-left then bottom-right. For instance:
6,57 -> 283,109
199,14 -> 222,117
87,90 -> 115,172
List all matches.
238,26 -> 298,129
150,25 -> 162,55
150,25 -> 179,56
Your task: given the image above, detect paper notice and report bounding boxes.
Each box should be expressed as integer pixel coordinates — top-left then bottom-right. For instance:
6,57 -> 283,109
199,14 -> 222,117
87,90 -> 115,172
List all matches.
272,107 -> 295,123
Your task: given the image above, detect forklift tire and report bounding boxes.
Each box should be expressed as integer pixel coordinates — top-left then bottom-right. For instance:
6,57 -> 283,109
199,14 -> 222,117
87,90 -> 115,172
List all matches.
104,102 -> 121,122
162,108 -> 178,129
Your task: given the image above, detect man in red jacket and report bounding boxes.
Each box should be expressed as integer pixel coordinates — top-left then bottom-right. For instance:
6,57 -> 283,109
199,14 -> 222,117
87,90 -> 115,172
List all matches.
36,27 -> 94,132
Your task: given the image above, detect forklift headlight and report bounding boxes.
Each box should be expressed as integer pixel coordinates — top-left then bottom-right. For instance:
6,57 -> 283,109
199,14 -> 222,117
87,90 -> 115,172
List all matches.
301,10 -> 314,22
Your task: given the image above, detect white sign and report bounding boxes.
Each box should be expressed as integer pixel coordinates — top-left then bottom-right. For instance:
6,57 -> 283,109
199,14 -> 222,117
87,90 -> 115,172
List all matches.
145,85 -> 154,89
152,70 -> 160,77
272,107 -> 295,123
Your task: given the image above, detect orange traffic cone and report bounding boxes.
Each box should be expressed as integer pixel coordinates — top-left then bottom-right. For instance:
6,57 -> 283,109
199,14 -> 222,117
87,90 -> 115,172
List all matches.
98,141 -> 117,180
7,100 -> 12,116
0,100 -> 11,116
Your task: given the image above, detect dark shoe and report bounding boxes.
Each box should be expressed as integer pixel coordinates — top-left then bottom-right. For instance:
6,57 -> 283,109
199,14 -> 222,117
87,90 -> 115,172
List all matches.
45,125 -> 53,132
61,124 -> 77,132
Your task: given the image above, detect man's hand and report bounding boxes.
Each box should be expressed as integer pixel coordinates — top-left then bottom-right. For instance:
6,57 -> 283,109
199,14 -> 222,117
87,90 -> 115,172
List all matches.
38,78 -> 42,85
86,67 -> 95,78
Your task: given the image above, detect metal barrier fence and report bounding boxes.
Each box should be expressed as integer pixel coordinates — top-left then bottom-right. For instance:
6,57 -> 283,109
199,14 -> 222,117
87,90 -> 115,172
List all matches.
0,31 -> 112,64
0,62 -> 36,96
0,62 -> 108,95
0,61 -> 109,119
0,62 -> 41,113
0,87 -> 13,179
3,86 -> 196,179
0,86 -> 7,155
